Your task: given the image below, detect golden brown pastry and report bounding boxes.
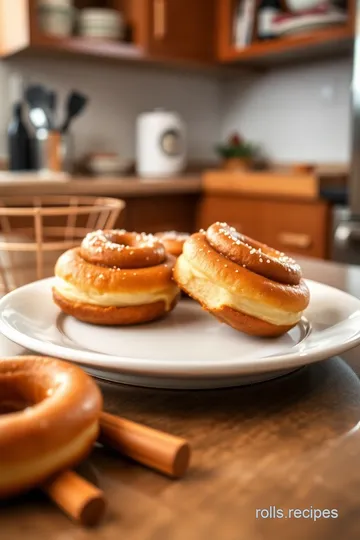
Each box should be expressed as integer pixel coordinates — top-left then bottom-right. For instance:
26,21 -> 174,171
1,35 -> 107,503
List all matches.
173,222 -> 310,337
53,229 -> 180,325
155,231 -> 189,258
0,356 -> 102,499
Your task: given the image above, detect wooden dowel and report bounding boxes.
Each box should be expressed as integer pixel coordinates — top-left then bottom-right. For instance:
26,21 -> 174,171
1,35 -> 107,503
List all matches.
43,470 -> 106,527
99,411 -> 191,479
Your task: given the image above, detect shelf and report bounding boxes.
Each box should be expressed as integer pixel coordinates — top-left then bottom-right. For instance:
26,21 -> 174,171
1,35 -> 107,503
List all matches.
25,34 -> 143,62
5,32 -> 230,78
219,25 -> 353,66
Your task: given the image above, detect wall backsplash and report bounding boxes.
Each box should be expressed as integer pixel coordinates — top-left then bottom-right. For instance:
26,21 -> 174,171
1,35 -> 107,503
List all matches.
0,55 -> 352,165
220,58 -> 352,164
0,56 -> 221,162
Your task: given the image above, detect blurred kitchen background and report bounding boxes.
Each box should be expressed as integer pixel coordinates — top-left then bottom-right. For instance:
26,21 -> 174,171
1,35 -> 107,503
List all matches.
0,0 -> 357,280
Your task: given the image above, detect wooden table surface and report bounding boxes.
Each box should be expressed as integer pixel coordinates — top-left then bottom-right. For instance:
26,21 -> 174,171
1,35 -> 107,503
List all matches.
2,257 -> 360,539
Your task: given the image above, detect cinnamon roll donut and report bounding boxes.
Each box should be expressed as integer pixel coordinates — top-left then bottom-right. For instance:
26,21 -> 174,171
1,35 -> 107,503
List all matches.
155,231 -> 189,258
53,230 -> 180,325
0,356 -> 102,499
173,222 -> 310,337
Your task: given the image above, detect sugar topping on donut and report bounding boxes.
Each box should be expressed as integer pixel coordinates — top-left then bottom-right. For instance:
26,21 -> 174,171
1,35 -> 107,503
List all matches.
206,222 -> 301,285
81,230 -> 166,269
173,224 -> 310,337
54,229 -> 180,325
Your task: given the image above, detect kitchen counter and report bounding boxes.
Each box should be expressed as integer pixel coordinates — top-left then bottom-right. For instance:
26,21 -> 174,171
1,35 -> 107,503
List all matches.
0,174 -> 202,197
0,167 -> 347,201
2,256 -> 360,539
202,167 -> 348,201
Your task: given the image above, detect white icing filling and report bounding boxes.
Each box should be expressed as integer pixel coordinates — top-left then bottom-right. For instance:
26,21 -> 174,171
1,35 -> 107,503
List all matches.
54,277 -> 178,311
176,256 -> 302,326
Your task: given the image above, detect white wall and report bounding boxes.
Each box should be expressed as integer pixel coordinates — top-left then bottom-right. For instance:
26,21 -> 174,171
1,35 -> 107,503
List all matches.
220,58 -> 352,164
0,55 -> 353,164
0,56 -> 221,161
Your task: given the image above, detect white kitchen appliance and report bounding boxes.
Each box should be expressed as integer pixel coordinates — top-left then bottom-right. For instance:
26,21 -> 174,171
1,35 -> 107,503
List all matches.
136,109 -> 187,178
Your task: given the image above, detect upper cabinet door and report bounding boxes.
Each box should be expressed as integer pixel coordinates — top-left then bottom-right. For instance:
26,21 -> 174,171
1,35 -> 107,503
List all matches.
146,0 -> 215,62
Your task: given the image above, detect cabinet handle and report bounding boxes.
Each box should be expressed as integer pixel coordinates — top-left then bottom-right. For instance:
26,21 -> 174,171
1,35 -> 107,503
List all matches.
278,232 -> 312,249
154,0 -> 166,40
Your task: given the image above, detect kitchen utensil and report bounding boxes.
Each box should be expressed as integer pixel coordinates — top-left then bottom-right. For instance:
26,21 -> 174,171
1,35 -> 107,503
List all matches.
99,412 -> 191,478
136,109 -> 187,178
31,130 -> 73,173
2,278 -> 360,390
61,91 -> 88,133
48,90 -> 57,120
43,471 -> 106,527
25,84 -> 53,131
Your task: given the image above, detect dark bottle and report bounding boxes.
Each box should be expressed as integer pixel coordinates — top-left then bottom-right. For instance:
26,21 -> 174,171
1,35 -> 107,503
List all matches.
8,102 -> 30,171
257,0 -> 282,41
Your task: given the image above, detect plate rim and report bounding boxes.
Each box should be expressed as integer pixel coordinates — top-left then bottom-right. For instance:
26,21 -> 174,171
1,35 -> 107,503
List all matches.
1,277 -> 360,379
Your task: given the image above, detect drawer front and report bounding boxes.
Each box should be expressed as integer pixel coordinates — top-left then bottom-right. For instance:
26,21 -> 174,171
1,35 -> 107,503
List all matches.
126,195 -> 198,234
197,196 -> 264,238
261,201 -> 329,259
197,196 -> 329,259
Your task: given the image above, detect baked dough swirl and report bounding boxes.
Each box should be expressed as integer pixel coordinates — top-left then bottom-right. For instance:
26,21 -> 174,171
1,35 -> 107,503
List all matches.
174,222 -> 310,337
53,229 -> 180,325
0,356 -> 102,499
155,231 -> 190,258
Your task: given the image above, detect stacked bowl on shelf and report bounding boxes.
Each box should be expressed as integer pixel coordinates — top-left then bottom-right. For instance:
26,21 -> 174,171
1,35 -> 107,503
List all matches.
78,8 -> 125,41
37,1 -> 125,42
38,0 -> 75,37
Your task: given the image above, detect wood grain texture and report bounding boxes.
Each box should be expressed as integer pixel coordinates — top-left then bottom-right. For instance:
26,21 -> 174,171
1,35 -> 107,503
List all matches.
0,176 -> 202,197
2,258 -> 360,538
3,0 -> 216,69
123,194 -> 200,233
202,170 -> 319,200
219,25 -> 353,64
146,0 -> 216,62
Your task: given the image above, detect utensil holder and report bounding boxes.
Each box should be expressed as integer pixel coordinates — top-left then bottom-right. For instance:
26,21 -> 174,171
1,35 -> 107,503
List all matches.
32,130 -> 73,173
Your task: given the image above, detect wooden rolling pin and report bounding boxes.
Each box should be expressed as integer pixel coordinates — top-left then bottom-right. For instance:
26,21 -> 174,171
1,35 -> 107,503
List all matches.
43,413 -> 190,525
99,411 -> 191,478
43,470 -> 106,527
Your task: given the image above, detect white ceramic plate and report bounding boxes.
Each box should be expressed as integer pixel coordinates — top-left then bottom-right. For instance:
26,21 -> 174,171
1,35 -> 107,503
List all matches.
0,278 -> 360,389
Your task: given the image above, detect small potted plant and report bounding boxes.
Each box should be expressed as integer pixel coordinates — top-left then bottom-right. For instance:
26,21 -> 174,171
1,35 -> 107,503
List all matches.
215,132 -> 256,170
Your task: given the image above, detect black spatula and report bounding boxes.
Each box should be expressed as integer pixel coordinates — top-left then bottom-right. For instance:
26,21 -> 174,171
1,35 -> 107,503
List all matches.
61,91 -> 88,133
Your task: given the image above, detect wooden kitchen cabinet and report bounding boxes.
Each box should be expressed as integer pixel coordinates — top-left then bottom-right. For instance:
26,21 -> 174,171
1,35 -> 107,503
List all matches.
217,0 -> 354,66
260,200 -> 330,259
0,0 -> 215,64
144,0 -> 215,62
198,195 -> 264,239
115,194 -> 200,233
198,195 -> 331,259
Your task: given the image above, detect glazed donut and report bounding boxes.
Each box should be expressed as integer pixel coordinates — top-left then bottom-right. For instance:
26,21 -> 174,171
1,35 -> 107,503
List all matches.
0,356 -> 102,499
53,229 -> 180,325
155,231 -> 190,258
173,222 -> 310,337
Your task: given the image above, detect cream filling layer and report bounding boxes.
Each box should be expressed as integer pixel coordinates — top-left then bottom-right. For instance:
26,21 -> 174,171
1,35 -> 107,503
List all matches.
54,277 -> 178,311
0,422 -> 98,491
177,256 -> 302,326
